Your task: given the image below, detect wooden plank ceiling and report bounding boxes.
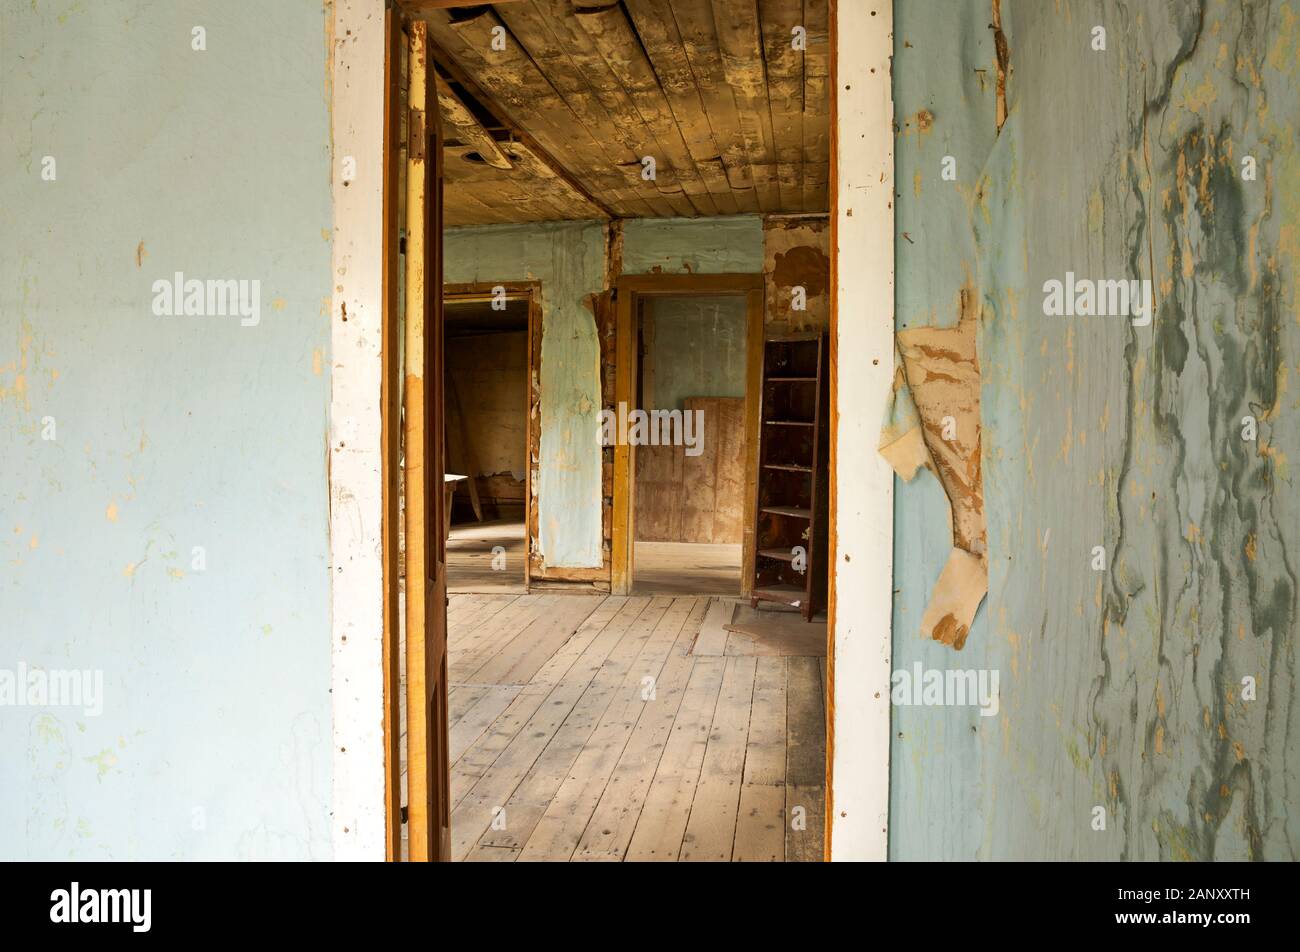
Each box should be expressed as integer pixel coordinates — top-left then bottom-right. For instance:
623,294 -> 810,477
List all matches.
415,1 -> 829,226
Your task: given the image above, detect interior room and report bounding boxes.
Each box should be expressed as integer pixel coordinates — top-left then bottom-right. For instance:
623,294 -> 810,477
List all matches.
396,0 -> 833,861
12,0 -> 1293,880
443,292 -> 530,594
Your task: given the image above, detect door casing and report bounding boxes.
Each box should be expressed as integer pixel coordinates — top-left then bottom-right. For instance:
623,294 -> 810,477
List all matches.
400,18 -> 451,863
610,273 -> 765,597
443,280 -> 541,593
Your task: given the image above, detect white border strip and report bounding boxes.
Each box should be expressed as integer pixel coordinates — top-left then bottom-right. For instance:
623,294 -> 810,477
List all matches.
329,0 -> 387,861
830,0 -> 894,861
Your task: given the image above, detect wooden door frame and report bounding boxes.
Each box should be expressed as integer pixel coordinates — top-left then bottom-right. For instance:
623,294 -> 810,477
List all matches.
443,280 -> 541,592
367,0 -> 519,864
346,0 -> 897,864
400,17 -> 452,863
379,5 -> 404,861
611,273 -> 765,597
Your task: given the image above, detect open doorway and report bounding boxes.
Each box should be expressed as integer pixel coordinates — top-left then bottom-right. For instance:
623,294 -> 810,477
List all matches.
443,284 -> 537,594
386,0 -> 833,863
611,274 -> 765,599
632,292 -> 748,596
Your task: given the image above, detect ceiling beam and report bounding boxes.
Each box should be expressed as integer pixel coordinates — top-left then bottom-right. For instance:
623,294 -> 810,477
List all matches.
424,28 -> 618,220
398,1 -> 524,11
435,74 -> 514,169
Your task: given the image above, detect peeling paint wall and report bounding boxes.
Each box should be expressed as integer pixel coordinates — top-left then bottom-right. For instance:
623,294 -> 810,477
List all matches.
643,296 -> 748,411
444,221 -> 608,569
0,0 -> 334,859
892,0 -> 1299,860
622,215 -> 765,275
763,217 -> 830,331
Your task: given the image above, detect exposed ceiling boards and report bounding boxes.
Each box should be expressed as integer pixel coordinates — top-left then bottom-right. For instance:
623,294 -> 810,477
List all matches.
443,140 -> 606,223
418,1 -> 829,226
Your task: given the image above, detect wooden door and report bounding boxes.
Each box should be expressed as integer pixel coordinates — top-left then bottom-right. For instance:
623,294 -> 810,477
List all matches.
403,19 -> 450,862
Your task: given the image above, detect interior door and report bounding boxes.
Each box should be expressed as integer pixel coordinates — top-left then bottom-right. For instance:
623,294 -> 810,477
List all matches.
403,18 -> 450,862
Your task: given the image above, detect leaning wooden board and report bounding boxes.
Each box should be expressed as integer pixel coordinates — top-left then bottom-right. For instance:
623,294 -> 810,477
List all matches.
634,396 -> 745,543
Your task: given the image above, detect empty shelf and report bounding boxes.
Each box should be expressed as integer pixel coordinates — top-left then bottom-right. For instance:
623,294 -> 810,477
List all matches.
760,506 -> 811,519
757,548 -> 804,562
752,584 -> 805,607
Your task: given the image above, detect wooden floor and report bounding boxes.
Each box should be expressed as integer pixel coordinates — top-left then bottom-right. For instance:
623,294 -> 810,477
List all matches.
445,525 -> 740,597
634,541 -> 742,595
444,593 -> 826,861
447,518 -> 527,594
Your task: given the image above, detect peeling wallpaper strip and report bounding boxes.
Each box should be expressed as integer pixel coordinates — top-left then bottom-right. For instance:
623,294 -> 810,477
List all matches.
881,291 -> 986,650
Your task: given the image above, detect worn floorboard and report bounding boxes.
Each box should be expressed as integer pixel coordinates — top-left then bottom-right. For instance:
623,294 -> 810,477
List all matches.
634,541 -> 742,595
442,593 -> 826,862
447,518 -> 528,594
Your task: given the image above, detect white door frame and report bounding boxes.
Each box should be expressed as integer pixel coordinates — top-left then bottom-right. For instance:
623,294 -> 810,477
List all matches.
827,0 -> 895,862
329,0 -> 389,861
325,0 -> 900,863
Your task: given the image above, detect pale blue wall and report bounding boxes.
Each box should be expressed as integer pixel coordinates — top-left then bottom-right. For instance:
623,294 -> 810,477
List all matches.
444,221 -> 608,568
891,0 -> 1299,860
0,0 -> 333,859
623,216 -> 764,275
889,0 -> 999,863
645,296 -> 748,411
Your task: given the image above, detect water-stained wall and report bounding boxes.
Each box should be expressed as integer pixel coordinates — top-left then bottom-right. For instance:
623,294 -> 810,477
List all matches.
621,216 -> 764,275
444,221 -> 608,569
0,1 -> 334,859
642,296 -> 748,412
764,217 -> 830,332
891,0 -> 1298,860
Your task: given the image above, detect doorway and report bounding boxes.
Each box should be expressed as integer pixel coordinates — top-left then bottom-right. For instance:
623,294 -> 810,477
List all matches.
377,0 -> 834,863
442,283 -> 538,594
632,292 -> 748,595
612,274 -> 765,599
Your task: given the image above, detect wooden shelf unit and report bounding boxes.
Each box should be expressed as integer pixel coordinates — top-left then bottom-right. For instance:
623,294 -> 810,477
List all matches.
750,332 -> 829,621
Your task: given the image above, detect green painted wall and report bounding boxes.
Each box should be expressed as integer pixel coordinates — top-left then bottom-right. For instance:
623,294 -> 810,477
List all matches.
444,221 -> 608,568
645,296 -> 747,411
891,0 -> 1299,860
623,216 -> 764,275
1,0 -> 333,859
